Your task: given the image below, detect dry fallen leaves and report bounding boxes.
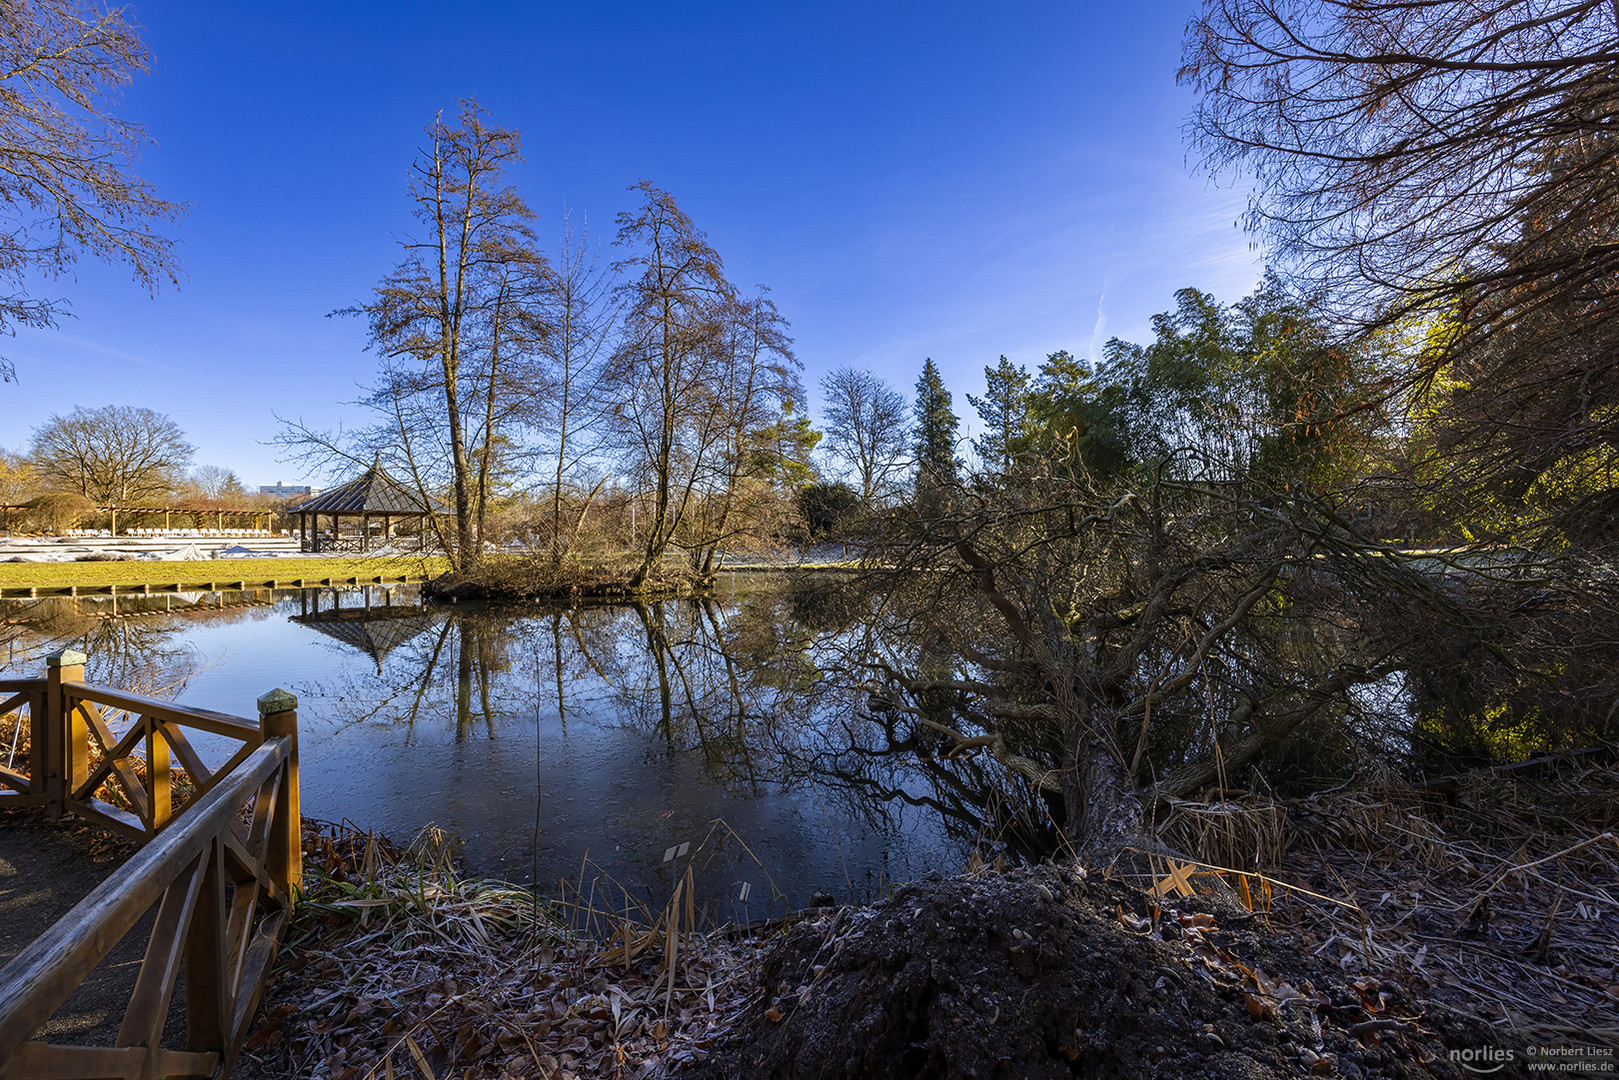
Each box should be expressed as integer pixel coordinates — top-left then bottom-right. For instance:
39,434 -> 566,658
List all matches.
239,822 -> 774,1080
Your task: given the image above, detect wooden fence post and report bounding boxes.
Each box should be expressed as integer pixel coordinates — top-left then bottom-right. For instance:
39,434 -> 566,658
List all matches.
256,689 -> 301,894
25,681 -> 46,811
147,717 -> 171,831
185,838 -> 228,1056
43,650 -> 86,820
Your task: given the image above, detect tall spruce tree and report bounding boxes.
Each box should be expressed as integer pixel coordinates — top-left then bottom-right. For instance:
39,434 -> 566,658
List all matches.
913,358 -> 960,513
967,355 -> 1032,476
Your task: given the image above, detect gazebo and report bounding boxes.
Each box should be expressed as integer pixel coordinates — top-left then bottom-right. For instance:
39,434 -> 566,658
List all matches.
286,462 -> 445,553
293,601 -> 440,673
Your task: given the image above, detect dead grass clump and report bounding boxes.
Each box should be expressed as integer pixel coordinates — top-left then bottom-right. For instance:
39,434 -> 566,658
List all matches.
243,820 -> 779,1080
1156,795 -> 1291,871
1,701 -> 29,775
1266,758 -> 1619,1045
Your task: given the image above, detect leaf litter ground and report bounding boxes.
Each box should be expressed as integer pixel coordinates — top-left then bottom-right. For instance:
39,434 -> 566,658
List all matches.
233,819 -> 1561,1079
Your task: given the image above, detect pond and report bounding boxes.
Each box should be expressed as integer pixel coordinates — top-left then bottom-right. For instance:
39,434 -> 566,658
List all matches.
0,578 -> 971,918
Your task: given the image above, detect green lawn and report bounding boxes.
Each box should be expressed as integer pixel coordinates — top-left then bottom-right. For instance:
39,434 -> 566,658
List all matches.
0,555 -> 448,592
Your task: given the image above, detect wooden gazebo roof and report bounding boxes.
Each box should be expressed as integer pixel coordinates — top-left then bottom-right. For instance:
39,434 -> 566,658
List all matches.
286,463 -> 445,516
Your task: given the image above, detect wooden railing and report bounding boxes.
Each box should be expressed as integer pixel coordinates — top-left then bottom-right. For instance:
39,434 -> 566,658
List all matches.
0,650 -> 300,1079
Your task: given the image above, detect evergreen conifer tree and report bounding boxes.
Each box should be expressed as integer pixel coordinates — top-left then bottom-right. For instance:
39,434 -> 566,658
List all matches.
967,355 -> 1032,476
913,358 -> 960,513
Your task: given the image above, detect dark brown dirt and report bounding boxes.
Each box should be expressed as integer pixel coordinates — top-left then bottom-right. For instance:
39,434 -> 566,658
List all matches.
678,864 -> 1522,1080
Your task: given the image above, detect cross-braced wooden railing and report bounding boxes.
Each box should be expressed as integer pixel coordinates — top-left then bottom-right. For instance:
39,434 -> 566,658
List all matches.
0,650 -> 300,1080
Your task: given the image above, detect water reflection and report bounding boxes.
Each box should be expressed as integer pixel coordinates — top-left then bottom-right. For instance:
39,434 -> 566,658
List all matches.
292,587 -> 437,673
3,568 -> 1574,907
0,590 -> 224,696
0,581 -> 980,911
283,582 -> 983,910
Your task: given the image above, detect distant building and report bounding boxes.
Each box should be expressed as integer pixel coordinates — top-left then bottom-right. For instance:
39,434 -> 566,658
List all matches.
260,482 -> 319,498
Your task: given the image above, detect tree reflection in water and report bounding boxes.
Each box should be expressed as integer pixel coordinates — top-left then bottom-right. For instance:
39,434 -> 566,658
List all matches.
0,580 -> 1056,900
1,591 -> 211,696
289,578 -> 1055,865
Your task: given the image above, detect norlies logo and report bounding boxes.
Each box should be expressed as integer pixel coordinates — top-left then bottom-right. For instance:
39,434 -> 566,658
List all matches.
1451,1047 -> 1517,1074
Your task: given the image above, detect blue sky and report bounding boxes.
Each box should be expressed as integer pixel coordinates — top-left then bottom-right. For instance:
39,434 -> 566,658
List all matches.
1,1 -> 1264,485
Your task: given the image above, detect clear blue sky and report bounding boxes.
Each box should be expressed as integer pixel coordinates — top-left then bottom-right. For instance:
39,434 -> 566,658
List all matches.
2,1 -> 1263,485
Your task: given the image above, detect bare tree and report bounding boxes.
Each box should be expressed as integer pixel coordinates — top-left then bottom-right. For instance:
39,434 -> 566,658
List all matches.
819,367 -> 910,506
184,464 -> 246,501
691,290 -> 804,575
539,209 -> 617,564
608,182 -> 738,587
29,404 -> 192,505
0,446 -> 31,503
313,101 -> 550,571
0,0 -> 182,382
469,245 -> 551,556
1182,0 -> 1619,307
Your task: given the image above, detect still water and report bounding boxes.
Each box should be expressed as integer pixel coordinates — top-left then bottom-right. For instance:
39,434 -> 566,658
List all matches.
0,578 -> 962,916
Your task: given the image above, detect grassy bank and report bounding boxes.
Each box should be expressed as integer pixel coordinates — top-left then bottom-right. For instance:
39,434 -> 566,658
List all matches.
0,549 -> 857,599
0,555 -> 448,593
424,555 -> 861,603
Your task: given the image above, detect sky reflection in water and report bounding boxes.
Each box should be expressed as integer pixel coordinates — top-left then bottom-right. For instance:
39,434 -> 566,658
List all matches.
0,580 -> 961,916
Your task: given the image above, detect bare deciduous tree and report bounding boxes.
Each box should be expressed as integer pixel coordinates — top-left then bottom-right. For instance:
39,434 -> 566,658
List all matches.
692,291 -> 803,575
316,101 -> 550,570
0,0 -> 182,382
284,126 -> 815,588
30,404 -> 192,505
540,210 -> 616,564
0,445 -> 31,503
820,367 -> 910,506
1182,0 -> 1618,306
184,464 -> 246,501
608,181 -> 738,587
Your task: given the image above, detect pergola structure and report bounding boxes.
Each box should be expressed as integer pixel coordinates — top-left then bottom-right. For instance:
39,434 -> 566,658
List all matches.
0,502 -> 276,534
286,463 -> 445,553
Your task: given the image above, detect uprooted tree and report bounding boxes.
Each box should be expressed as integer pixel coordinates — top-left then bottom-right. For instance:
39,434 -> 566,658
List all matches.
847,280 -> 1537,855
860,464 -> 1453,854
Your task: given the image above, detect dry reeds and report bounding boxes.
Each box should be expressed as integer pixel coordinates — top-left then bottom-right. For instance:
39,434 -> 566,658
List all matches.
1,701 -> 28,775
1156,795 -> 1292,872
1234,761 -> 1619,1044
246,819 -> 785,1080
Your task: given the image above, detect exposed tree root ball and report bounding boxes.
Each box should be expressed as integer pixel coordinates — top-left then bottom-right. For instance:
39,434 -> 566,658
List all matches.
679,865 -> 1515,1079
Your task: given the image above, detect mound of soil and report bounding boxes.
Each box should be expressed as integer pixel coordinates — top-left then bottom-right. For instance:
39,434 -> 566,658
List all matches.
680,865 -> 1516,1079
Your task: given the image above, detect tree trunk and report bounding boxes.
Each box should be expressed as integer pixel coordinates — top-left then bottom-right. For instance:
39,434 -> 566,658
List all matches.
454,619 -> 473,742
1061,719 -> 1144,857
